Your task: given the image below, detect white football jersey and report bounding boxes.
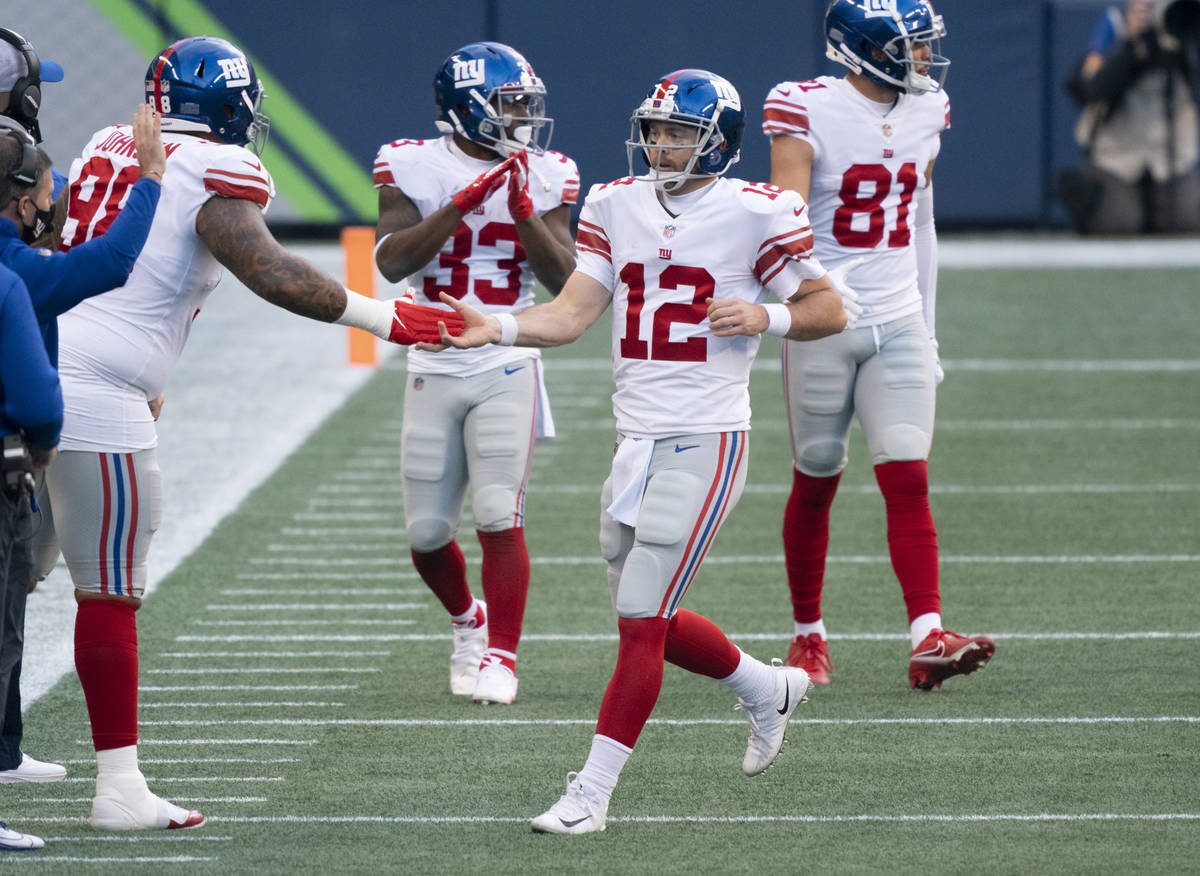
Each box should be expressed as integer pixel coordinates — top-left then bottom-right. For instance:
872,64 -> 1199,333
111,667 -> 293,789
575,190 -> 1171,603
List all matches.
763,76 -> 949,325
373,136 -> 580,377
57,127 -> 275,451
575,176 -> 825,439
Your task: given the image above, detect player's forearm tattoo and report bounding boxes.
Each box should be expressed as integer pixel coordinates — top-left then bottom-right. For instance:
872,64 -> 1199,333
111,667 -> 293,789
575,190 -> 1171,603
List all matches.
197,196 -> 344,322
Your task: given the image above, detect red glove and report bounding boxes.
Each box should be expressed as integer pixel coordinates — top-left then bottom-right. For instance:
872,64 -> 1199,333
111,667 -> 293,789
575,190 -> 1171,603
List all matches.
451,158 -> 513,214
507,150 -> 534,221
387,295 -> 467,345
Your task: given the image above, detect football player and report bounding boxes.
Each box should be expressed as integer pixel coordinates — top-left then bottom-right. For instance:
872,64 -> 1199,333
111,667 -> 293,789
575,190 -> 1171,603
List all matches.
425,69 -> 859,834
763,0 -> 995,690
372,42 -> 578,705
31,35 -> 459,832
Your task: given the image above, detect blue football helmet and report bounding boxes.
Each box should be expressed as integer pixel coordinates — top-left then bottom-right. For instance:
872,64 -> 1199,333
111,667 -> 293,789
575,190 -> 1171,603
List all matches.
433,42 -> 552,155
626,69 -> 744,192
145,36 -> 270,153
825,0 -> 949,95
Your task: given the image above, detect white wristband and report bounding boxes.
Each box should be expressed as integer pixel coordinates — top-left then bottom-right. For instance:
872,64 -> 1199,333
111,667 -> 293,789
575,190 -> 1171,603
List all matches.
494,312 -> 519,346
762,303 -> 792,337
336,288 -> 391,340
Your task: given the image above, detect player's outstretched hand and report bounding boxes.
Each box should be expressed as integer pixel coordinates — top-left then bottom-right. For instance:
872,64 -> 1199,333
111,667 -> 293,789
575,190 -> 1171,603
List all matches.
452,157 -> 515,214
387,291 -> 467,346
414,291 -> 499,351
827,256 -> 865,330
507,149 -> 534,221
132,104 -> 167,182
706,297 -> 768,337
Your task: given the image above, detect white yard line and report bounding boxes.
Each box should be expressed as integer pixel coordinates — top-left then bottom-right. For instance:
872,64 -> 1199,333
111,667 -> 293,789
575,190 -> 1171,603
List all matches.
138,702 -> 346,709
132,716 -> 1200,728
204,603 -> 422,611
235,572 -> 418,581
146,667 -> 380,675
64,758 -> 298,765
139,685 -> 357,692
218,588 -> 420,596
160,651 -> 389,658
540,483 -> 1200,496
172,630 -> 1200,644
0,853 -> 220,861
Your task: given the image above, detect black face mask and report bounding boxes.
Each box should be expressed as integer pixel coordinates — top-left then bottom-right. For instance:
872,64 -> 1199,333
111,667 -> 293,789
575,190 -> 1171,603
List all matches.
21,201 -> 55,245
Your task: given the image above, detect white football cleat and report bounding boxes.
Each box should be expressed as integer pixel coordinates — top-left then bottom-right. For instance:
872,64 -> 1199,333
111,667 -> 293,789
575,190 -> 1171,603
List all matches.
737,661 -> 811,776
90,772 -> 205,831
530,773 -> 608,835
0,752 -> 67,783
449,601 -> 488,696
0,821 -> 44,850
472,658 -> 518,705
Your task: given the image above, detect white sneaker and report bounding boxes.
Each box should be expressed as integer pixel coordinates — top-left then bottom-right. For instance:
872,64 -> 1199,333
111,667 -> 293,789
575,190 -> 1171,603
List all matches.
0,821 -> 44,850
0,753 -> 67,783
90,771 -> 205,831
450,601 -> 488,696
736,661 -> 811,776
472,658 -> 518,705
530,773 -> 608,835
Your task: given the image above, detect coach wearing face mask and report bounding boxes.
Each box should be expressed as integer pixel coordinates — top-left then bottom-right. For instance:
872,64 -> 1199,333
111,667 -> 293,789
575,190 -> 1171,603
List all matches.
0,108 -> 163,364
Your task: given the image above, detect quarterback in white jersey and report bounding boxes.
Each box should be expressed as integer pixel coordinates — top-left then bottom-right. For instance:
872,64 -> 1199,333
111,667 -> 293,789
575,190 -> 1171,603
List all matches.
430,69 -> 856,835
764,0 -> 994,692
372,42 -> 578,707
33,36 -> 438,834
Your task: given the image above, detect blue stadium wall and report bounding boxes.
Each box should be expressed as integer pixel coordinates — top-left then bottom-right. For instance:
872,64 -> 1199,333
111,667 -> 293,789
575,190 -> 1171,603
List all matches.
65,0 -> 1120,227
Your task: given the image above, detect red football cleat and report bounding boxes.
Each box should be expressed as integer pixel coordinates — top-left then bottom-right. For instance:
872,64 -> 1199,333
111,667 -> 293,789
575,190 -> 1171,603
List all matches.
786,633 -> 833,685
909,628 -> 996,691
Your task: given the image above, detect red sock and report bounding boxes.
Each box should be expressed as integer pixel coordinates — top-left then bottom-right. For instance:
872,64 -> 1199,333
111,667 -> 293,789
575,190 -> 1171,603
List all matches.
476,528 -> 530,657
664,609 -> 740,679
595,617 -> 669,749
74,600 -> 139,751
782,469 -> 841,623
411,541 -> 472,618
874,461 -> 941,622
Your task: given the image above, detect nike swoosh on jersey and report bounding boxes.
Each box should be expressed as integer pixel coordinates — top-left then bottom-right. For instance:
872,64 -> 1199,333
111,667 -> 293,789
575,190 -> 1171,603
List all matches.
242,159 -> 262,172
777,678 -> 791,715
793,207 -> 805,216
504,366 -> 525,375
778,89 -> 791,96
674,443 -> 700,453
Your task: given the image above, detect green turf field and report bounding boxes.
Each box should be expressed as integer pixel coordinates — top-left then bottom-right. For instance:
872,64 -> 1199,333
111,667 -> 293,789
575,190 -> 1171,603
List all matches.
9,265 -> 1199,874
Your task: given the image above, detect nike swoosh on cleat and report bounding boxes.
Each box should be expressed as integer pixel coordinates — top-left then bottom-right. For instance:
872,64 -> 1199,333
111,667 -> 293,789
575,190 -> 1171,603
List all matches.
777,678 -> 790,715
674,443 -> 700,453
558,815 -> 590,828
504,366 -> 525,375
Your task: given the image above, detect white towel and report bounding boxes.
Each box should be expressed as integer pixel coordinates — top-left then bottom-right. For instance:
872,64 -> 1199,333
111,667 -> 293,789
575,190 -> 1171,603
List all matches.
605,437 -> 655,526
533,359 -> 556,440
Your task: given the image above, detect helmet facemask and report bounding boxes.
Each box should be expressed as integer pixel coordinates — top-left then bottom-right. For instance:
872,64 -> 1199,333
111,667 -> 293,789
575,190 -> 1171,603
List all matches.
438,81 -> 553,156
626,98 -> 734,193
242,85 -> 271,155
827,7 -> 949,95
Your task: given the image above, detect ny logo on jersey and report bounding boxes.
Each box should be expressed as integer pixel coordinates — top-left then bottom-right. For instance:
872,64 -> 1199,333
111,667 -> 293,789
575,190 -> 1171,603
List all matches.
216,57 -> 251,87
658,247 -> 672,260
453,58 -> 486,87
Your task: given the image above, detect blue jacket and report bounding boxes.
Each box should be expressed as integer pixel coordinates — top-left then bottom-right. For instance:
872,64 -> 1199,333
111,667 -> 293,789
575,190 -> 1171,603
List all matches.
0,263 -> 62,450
0,175 -> 160,367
